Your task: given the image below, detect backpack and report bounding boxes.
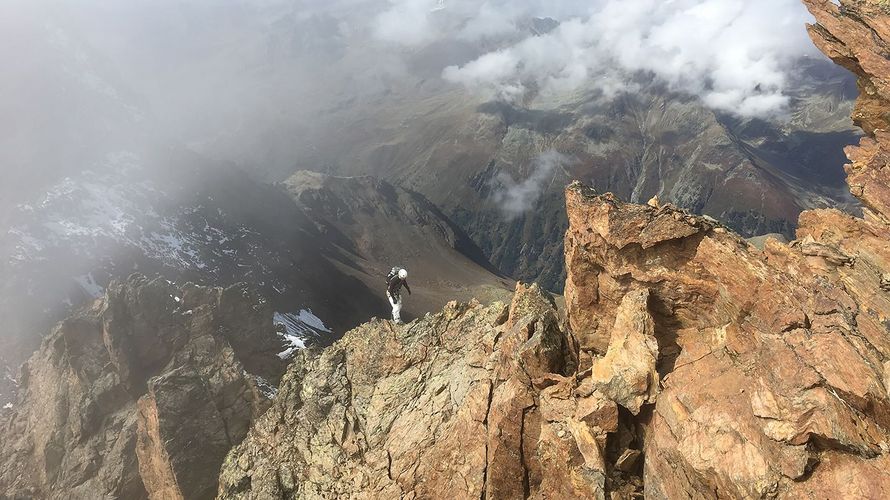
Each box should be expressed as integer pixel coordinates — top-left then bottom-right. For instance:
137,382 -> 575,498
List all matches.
386,266 -> 402,286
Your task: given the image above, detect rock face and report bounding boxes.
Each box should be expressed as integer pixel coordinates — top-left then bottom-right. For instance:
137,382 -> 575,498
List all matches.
557,2 -> 890,495
0,275 -> 288,499
805,0 -> 890,224
564,182 -> 890,498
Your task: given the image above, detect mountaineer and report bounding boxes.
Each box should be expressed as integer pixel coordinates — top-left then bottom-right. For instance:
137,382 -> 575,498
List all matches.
386,267 -> 411,324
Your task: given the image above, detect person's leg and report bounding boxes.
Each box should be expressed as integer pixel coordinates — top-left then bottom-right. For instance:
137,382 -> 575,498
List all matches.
387,293 -> 396,320
393,296 -> 402,323
388,292 -> 401,322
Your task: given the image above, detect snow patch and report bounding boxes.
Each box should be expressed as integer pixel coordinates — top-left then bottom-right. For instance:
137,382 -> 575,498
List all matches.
254,375 -> 278,399
297,309 -> 331,333
274,310 -> 331,359
2,403 -> 12,410
74,273 -> 104,299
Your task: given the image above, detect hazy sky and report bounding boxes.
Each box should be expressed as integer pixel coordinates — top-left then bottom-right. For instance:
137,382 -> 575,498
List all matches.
0,0 -> 824,204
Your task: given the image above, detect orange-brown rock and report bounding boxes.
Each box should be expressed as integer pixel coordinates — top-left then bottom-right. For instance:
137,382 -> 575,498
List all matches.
586,288 -> 659,415
805,0 -> 890,223
804,0 -> 890,136
551,5 -> 890,495
564,174 -> 890,497
559,6 -> 890,489
0,275 -> 286,499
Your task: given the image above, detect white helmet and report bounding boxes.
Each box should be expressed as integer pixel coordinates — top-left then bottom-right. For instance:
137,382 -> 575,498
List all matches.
398,269 -> 408,279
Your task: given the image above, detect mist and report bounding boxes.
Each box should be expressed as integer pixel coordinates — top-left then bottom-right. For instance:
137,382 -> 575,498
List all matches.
492,150 -> 571,219
0,0 -> 824,203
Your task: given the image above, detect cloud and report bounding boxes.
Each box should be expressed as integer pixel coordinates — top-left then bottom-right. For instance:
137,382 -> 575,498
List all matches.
372,0 -> 590,45
377,0 -> 820,117
491,150 -> 569,218
373,0 -> 440,45
0,0 -> 830,206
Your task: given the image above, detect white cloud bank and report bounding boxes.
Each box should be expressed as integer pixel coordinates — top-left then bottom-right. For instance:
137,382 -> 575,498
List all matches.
375,0 -> 819,117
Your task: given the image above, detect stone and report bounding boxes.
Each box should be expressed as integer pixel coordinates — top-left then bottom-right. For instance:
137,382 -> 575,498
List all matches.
615,449 -> 642,473
647,195 -> 660,208
587,289 -> 660,415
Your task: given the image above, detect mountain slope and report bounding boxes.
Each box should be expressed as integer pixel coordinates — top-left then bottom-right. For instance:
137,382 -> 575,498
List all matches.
0,152 -> 379,394
0,160 -> 512,407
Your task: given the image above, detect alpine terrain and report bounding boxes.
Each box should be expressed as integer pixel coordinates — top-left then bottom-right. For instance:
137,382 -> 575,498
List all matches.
1,0 -> 889,499
215,2 -> 890,497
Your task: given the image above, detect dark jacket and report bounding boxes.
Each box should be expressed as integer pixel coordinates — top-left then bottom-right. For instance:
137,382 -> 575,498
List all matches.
387,277 -> 411,297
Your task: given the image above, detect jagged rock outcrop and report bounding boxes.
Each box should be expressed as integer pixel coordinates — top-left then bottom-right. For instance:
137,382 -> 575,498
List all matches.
565,182 -> 890,498
0,275 -> 287,499
557,2 -> 890,494
805,0 -> 890,224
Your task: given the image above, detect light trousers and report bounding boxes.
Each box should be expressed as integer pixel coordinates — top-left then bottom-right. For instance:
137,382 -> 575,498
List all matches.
387,292 -> 402,322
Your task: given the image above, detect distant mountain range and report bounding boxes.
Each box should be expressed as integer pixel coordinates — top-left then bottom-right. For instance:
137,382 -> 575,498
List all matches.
305,58 -> 859,290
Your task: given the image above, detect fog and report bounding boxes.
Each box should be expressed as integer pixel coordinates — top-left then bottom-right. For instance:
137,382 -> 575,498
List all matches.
492,150 -> 571,219
0,0 -> 823,208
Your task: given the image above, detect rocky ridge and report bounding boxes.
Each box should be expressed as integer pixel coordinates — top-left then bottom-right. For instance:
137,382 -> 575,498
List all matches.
218,1 -> 890,498
218,283 -> 635,499
0,275 -> 288,499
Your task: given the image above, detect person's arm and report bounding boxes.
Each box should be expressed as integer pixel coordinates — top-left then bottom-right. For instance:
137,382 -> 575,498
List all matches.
404,280 -> 411,295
